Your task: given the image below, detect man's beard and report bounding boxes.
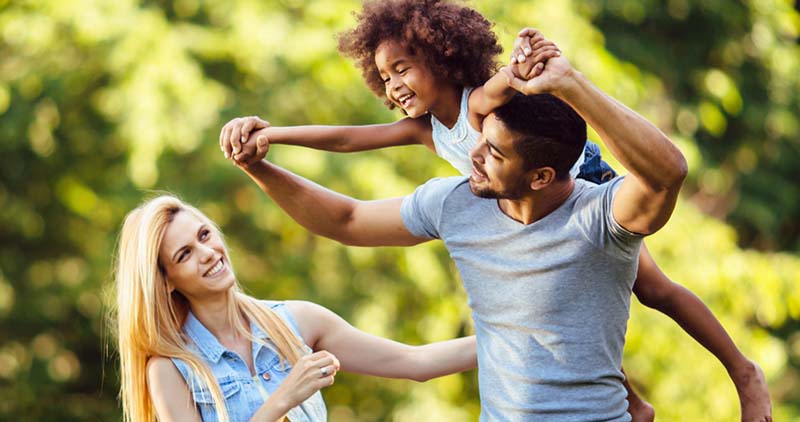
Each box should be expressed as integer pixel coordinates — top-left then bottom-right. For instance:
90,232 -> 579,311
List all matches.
468,178 -> 529,200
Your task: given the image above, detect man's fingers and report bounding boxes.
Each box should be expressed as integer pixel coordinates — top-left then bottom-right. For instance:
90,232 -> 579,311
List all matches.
222,126 -> 235,159
241,117 -> 268,141
220,126 -> 231,158
219,124 -> 228,152
241,120 -> 256,142
532,39 -> 556,51
533,62 -> 545,77
517,27 -> 542,39
229,123 -> 243,155
531,47 -> 561,65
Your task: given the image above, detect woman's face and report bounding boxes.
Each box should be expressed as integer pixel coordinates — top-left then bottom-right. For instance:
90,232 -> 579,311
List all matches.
158,211 -> 235,301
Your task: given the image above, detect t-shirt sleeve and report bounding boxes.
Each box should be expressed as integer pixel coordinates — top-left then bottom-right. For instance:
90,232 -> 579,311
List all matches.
400,177 -> 458,240
575,177 -> 644,260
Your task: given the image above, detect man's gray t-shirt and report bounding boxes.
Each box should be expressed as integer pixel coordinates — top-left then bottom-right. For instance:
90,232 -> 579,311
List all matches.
401,176 -> 643,421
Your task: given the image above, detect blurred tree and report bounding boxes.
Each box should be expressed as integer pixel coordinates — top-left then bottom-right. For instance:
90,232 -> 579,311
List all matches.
0,0 -> 797,420
586,0 -> 800,253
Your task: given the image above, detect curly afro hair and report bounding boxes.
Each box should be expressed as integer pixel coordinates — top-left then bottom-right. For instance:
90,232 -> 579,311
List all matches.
338,0 -> 503,108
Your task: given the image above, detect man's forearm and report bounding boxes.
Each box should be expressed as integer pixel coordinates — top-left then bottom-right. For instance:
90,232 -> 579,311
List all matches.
241,160 -> 357,242
555,71 -> 687,191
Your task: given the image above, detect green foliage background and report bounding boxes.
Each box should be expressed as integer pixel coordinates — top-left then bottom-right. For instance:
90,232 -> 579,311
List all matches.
0,0 -> 798,420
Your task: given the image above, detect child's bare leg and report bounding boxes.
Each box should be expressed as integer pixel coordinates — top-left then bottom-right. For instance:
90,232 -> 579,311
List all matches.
633,244 -> 771,421
622,368 -> 655,422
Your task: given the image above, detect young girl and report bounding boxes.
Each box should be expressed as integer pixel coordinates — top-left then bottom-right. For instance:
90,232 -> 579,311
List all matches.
113,194 -> 478,422
218,0 -> 769,419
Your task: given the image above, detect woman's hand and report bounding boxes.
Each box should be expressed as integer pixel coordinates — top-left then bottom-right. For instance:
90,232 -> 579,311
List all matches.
251,351 -> 340,422
276,351 -> 340,408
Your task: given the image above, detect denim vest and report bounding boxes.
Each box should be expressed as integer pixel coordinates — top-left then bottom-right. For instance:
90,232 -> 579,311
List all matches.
170,301 -> 327,421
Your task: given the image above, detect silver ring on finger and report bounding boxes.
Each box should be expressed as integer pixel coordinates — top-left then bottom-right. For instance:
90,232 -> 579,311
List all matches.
320,366 -> 329,377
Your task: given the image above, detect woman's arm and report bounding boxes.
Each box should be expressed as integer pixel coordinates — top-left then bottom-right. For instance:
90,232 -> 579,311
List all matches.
251,351 -> 340,422
146,357 -> 202,422
220,116 -> 433,163
287,301 -> 476,382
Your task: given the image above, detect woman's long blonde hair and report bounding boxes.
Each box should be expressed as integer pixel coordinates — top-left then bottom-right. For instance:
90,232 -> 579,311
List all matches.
111,195 -> 304,422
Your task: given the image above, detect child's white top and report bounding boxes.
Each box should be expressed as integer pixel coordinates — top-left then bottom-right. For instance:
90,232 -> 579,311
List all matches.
430,87 -> 482,176
431,87 -> 584,177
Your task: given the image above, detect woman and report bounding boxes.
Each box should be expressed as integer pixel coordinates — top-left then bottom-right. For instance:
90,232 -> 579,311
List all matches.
112,195 -> 476,422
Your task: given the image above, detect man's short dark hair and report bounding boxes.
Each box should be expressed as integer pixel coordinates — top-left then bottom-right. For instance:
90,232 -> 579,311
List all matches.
493,94 -> 587,179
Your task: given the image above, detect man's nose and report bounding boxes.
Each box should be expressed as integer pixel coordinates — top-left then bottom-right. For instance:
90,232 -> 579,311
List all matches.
469,142 -> 486,163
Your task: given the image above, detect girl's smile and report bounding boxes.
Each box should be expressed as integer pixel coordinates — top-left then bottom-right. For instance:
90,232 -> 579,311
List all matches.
374,40 -> 459,122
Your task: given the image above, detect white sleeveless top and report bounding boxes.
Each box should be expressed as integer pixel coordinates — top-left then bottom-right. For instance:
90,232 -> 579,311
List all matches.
430,87 -> 584,177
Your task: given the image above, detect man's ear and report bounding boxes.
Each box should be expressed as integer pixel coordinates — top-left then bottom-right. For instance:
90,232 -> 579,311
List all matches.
529,167 -> 558,191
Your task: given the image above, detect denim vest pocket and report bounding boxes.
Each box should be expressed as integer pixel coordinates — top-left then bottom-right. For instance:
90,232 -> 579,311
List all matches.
191,374 -> 243,421
271,358 -> 291,374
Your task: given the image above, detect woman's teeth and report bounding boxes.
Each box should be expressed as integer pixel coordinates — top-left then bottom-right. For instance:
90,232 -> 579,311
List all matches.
205,259 -> 224,277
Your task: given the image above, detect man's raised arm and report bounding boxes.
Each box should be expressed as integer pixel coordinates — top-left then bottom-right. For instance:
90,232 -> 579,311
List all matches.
505,32 -> 687,235
237,148 -> 426,247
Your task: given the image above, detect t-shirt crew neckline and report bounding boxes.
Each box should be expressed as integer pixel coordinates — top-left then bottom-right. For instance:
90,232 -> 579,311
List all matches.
487,181 -> 579,230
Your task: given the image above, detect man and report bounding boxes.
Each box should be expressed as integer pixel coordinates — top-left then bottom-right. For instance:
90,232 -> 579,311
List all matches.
232,41 -> 687,420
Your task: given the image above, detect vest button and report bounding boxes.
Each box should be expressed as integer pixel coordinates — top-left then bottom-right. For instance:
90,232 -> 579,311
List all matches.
262,372 -> 271,381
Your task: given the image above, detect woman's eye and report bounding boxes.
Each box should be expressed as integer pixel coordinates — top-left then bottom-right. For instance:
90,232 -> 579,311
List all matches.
200,229 -> 210,241
179,250 -> 190,262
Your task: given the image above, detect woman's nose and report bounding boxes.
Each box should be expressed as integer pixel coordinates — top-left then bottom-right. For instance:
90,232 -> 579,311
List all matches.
197,243 -> 215,263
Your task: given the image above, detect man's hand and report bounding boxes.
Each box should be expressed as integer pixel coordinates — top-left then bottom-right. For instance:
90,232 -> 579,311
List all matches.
503,51 -> 576,97
219,115 -> 270,160
230,129 -> 270,170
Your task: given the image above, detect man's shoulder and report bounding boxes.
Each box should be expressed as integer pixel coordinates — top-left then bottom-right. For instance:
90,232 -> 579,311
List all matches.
402,176 -> 472,236
413,176 -> 471,200
573,176 -> 624,201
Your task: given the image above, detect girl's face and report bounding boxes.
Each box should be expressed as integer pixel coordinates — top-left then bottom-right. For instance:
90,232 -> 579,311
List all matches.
158,211 -> 235,301
375,40 -> 441,118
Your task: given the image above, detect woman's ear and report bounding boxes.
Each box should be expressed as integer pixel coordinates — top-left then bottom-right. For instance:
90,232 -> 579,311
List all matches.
529,167 -> 557,191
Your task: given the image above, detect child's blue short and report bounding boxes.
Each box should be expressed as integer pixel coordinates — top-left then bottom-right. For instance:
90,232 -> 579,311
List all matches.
578,141 -> 617,185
